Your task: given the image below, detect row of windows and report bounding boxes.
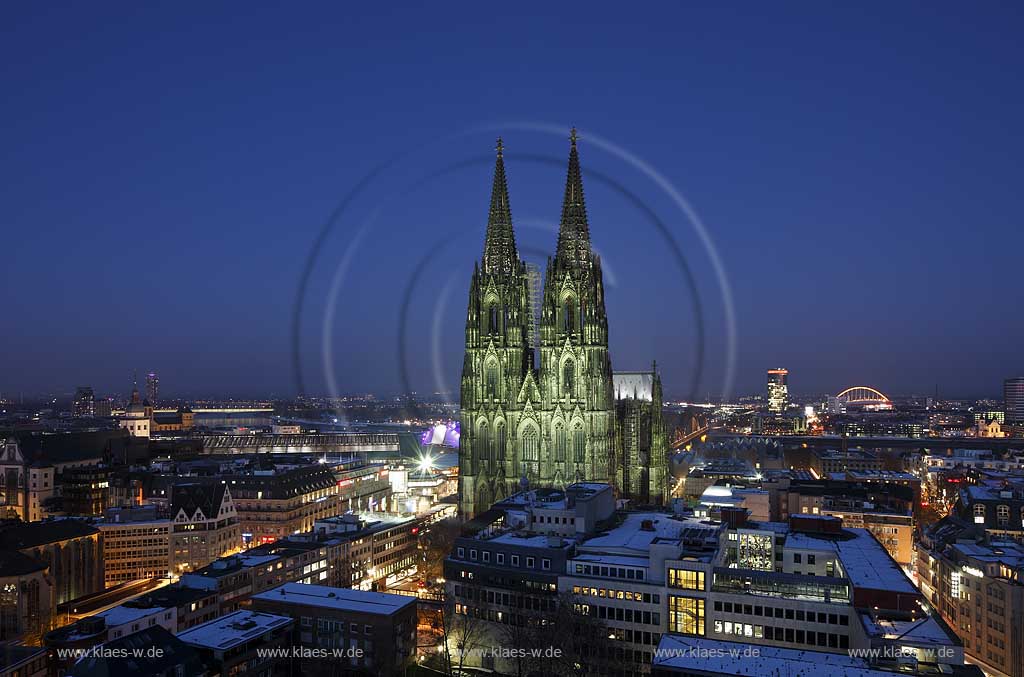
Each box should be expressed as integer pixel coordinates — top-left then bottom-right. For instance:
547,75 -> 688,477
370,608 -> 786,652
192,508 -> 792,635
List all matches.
571,585 -> 659,604
533,514 -> 573,525
714,600 -> 849,625
577,603 -> 661,626
573,563 -> 646,581
606,628 -> 660,646
710,620 -> 852,652
455,586 -> 555,612
456,547 -> 552,570
302,617 -> 375,636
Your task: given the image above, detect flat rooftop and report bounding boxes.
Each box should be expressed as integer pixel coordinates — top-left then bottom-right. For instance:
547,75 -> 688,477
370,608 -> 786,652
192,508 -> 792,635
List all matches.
188,553 -> 281,578
177,610 -> 292,651
251,582 -> 416,615
784,528 -> 917,594
488,532 -> 568,548
580,513 -> 719,557
96,603 -> 169,627
863,612 -> 951,646
654,634 -> 912,676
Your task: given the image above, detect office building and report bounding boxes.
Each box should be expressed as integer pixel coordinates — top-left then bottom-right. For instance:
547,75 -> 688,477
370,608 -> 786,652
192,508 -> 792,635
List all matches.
71,387 -> 95,418
1006,377 -> 1024,423
177,610 -> 292,677
767,368 -> 789,414
145,372 -> 159,405
447,483 -> 972,676
919,514 -> 1024,677
251,582 -> 418,675
97,505 -> 172,587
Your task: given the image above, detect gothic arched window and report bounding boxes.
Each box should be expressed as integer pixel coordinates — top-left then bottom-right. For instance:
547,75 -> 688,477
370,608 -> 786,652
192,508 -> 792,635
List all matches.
564,299 -> 575,332
496,423 -> 506,460
488,304 -> 500,334
522,428 -> 539,462
485,363 -> 499,400
563,361 -> 575,395
573,425 -> 585,464
479,422 -> 491,462
555,424 -> 567,462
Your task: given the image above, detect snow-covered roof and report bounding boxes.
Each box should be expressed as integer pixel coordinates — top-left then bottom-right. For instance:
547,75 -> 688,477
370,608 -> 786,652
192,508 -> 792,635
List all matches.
833,528 -> 916,593
96,604 -> 169,628
251,583 -> 416,616
579,513 -> 719,556
653,634 -> 908,676
864,613 -> 951,647
177,610 -> 292,651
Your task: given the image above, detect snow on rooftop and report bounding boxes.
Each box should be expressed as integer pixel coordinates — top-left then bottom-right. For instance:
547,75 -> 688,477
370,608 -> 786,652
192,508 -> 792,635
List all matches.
834,529 -> 917,593
239,554 -> 280,567
251,582 -> 416,615
96,604 -> 169,627
654,634 -> 904,676
489,532 -> 565,548
177,610 -> 292,651
580,513 -> 717,555
783,528 -> 916,593
571,553 -> 650,569
864,613 -> 951,646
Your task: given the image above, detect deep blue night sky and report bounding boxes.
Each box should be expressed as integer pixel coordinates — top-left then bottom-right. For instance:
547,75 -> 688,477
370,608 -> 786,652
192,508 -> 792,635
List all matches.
2,2 -> 1021,401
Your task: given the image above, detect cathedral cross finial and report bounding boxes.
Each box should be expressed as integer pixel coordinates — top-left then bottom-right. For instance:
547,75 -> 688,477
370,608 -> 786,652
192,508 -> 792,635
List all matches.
570,126 -> 578,146
496,137 -> 504,158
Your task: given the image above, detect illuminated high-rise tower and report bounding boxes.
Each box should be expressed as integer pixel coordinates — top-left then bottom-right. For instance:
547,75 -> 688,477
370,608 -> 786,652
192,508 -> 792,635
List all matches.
145,372 -> 159,406
767,368 -> 789,414
72,387 -> 95,418
1006,377 -> 1024,425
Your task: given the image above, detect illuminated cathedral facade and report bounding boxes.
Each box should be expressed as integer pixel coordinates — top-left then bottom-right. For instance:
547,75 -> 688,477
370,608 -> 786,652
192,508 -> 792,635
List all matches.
459,132 -> 668,518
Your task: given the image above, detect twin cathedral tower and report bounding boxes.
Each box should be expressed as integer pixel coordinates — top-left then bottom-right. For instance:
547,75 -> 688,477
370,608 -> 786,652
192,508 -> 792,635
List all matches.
458,131 -> 670,518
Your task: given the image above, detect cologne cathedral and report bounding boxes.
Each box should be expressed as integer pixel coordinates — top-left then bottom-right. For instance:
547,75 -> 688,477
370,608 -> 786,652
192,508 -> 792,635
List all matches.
458,131 -> 669,518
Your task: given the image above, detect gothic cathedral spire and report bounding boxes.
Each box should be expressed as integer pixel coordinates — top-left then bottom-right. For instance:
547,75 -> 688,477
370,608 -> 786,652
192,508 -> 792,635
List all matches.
555,127 -> 592,268
459,132 -> 667,520
482,138 -> 518,276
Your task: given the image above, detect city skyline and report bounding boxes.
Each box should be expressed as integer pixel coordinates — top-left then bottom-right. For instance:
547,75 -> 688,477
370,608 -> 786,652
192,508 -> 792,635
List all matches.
2,5 -> 1022,675
3,4 -> 1022,400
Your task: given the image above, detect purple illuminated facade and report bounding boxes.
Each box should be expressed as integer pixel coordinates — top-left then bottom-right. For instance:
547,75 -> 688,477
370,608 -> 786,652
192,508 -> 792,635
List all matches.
420,420 -> 460,448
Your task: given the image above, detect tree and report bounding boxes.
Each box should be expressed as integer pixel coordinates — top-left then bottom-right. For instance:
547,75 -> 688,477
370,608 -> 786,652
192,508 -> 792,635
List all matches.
543,593 -> 628,677
500,612 -> 549,677
420,518 -> 461,583
439,597 -> 491,676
